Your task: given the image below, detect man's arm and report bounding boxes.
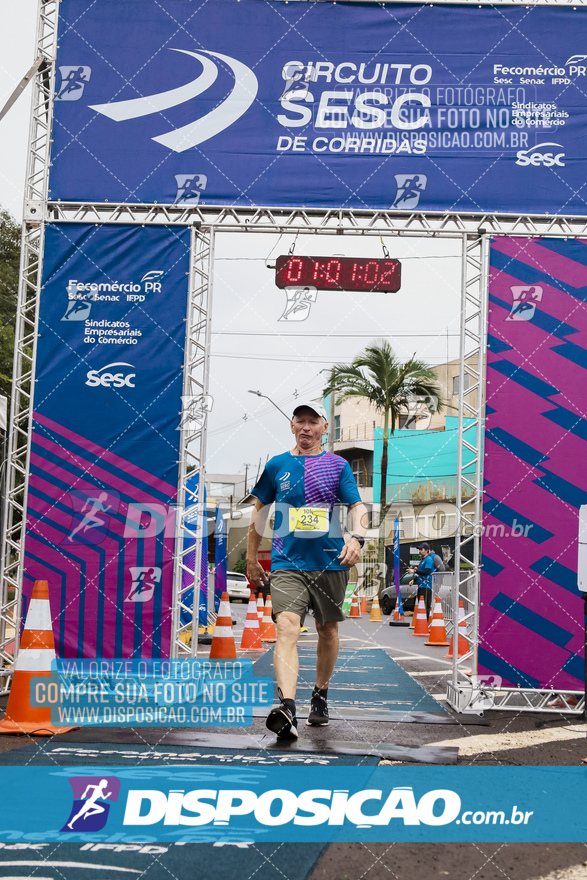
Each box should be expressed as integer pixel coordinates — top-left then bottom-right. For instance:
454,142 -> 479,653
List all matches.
246,498 -> 271,588
338,500 -> 368,568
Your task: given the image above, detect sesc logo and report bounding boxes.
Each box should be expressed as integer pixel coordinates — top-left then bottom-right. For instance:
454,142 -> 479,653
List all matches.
86,362 -> 136,389
515,143 -> 565,168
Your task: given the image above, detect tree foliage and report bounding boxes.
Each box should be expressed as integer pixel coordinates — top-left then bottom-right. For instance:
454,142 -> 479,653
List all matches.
324,339 -> 444,560
0,209 -> 20,398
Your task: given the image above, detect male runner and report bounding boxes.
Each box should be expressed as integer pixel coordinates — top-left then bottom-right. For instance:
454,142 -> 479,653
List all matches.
247,400 -> 367,739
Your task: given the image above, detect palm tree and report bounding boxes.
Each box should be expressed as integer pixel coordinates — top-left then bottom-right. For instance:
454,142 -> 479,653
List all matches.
324,339 -> 444,562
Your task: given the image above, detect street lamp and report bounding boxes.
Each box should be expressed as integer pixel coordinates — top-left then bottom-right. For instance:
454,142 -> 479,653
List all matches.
247,390 -> 290,420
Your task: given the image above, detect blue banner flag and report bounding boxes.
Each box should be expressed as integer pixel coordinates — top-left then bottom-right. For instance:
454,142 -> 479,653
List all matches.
24,224 -> 190,658
50,1 -> 587,215
394,516 -> 404,617
214,507 -> 228,613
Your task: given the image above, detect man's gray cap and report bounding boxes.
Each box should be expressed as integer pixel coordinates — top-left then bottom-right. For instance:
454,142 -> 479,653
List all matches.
292,400 -> 328,421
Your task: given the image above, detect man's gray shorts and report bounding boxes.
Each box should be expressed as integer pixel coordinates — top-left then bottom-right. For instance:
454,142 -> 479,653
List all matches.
270,569 -> 349,625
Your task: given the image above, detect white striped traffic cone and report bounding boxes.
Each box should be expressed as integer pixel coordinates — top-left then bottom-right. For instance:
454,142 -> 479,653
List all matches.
257,591 -> 265,623
425,597 -> 450,646
209,592 -> 237,659
445,601 -> 470,658
260,595 -> 277,642
0,580 -> 74,735
240,590 -> 264,652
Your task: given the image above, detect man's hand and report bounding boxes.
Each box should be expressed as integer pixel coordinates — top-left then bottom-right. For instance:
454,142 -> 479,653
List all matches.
338,537 -> 363,568
247,560 -> 269,589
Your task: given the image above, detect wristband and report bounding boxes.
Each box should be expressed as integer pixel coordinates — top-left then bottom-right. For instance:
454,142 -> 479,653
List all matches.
350,534 -> 365,548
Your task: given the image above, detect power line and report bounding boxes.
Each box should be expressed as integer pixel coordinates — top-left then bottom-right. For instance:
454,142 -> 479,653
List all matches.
212,353 -> 456,364
213,331 -> 459,338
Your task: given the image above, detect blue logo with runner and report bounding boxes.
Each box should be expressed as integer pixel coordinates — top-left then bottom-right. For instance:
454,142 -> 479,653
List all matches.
61,776 -> 120,832
55,66 -> 92,101
174,173 -> 208,205
392,174 -> 427,209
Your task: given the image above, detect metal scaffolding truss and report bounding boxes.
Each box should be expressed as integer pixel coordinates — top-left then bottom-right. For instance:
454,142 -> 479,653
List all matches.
0,0 -> 57,693
292,0 -> 587,5
446,234 -> 490,715
40,201 -> 587,239
172,228 -> 215,657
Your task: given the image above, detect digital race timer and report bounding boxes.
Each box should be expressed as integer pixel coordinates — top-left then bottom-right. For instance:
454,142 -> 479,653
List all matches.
275,255 -> 402,293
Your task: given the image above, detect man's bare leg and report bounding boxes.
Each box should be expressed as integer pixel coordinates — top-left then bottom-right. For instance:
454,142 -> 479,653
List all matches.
273,611 -> 301,699
266,611 -> 301,738
315,620 -> 339,689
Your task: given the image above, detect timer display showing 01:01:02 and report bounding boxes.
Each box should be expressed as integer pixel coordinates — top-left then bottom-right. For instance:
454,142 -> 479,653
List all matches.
275,255 -> 402,293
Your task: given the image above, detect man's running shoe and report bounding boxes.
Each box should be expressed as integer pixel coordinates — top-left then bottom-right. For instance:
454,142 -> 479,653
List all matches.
266,703 -> 298,739
306,692 -> 329,726
300,625 -> 308,635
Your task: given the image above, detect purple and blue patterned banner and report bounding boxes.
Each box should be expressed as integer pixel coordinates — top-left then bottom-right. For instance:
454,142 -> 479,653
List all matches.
481,237 -> 587,689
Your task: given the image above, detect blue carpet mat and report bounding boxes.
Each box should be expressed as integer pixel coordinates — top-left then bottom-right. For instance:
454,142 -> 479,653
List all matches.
254,647 -> 446,714
0,740 -> 378,766
0,841 -> 326,880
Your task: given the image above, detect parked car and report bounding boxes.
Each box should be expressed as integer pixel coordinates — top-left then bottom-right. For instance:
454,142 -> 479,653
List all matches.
226,571 -> 252,601
379,572 -> 418,615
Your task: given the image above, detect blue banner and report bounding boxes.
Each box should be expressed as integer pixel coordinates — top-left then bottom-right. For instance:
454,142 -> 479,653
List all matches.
24,224 -> 190,657
50,1 -> 587,215
394,516 -> 404,617
0,766 -> 585,842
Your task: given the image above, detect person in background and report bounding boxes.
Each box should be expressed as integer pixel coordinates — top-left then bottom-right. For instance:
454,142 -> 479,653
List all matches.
408,542 -> 436,619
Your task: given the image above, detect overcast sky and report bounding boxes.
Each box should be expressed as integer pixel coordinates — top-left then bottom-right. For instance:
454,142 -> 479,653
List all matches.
0,2 -> 461,479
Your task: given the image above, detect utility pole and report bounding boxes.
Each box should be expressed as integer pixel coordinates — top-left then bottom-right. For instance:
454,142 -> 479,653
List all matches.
328,368 -> 335,452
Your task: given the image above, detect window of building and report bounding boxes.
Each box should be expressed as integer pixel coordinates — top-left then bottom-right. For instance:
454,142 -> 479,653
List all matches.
453,373 -> 471,395
334,415 -> 341,441
351,458 -> 366,487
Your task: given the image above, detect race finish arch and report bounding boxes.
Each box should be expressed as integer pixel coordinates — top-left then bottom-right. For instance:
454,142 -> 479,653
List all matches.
1,0 -> 587,713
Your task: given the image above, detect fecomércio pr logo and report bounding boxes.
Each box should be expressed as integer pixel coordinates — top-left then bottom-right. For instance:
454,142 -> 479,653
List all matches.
61,776 -> 121,832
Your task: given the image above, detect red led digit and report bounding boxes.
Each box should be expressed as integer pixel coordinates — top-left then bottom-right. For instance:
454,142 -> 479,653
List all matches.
287,257 -> 304,284
351,262 -> 359,281
364,261 -> 379,285
379,262 -> 397,285
326,260 -> 341,286
312,260 -> 322,282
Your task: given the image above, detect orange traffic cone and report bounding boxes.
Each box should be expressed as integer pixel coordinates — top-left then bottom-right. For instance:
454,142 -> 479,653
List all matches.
369,594 -> 382,622
412,596 -> 430,637
209,592 -> 237,659
391,600 -> 407,625
257,592 -> 265,623
349,591 -> 361,618
240,591 -> 264,652
260,595 -> 277,642
445,601 -> 470,658
0,580 -> 74,735
426,597 -> 450,646
360,594 -> 368,615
